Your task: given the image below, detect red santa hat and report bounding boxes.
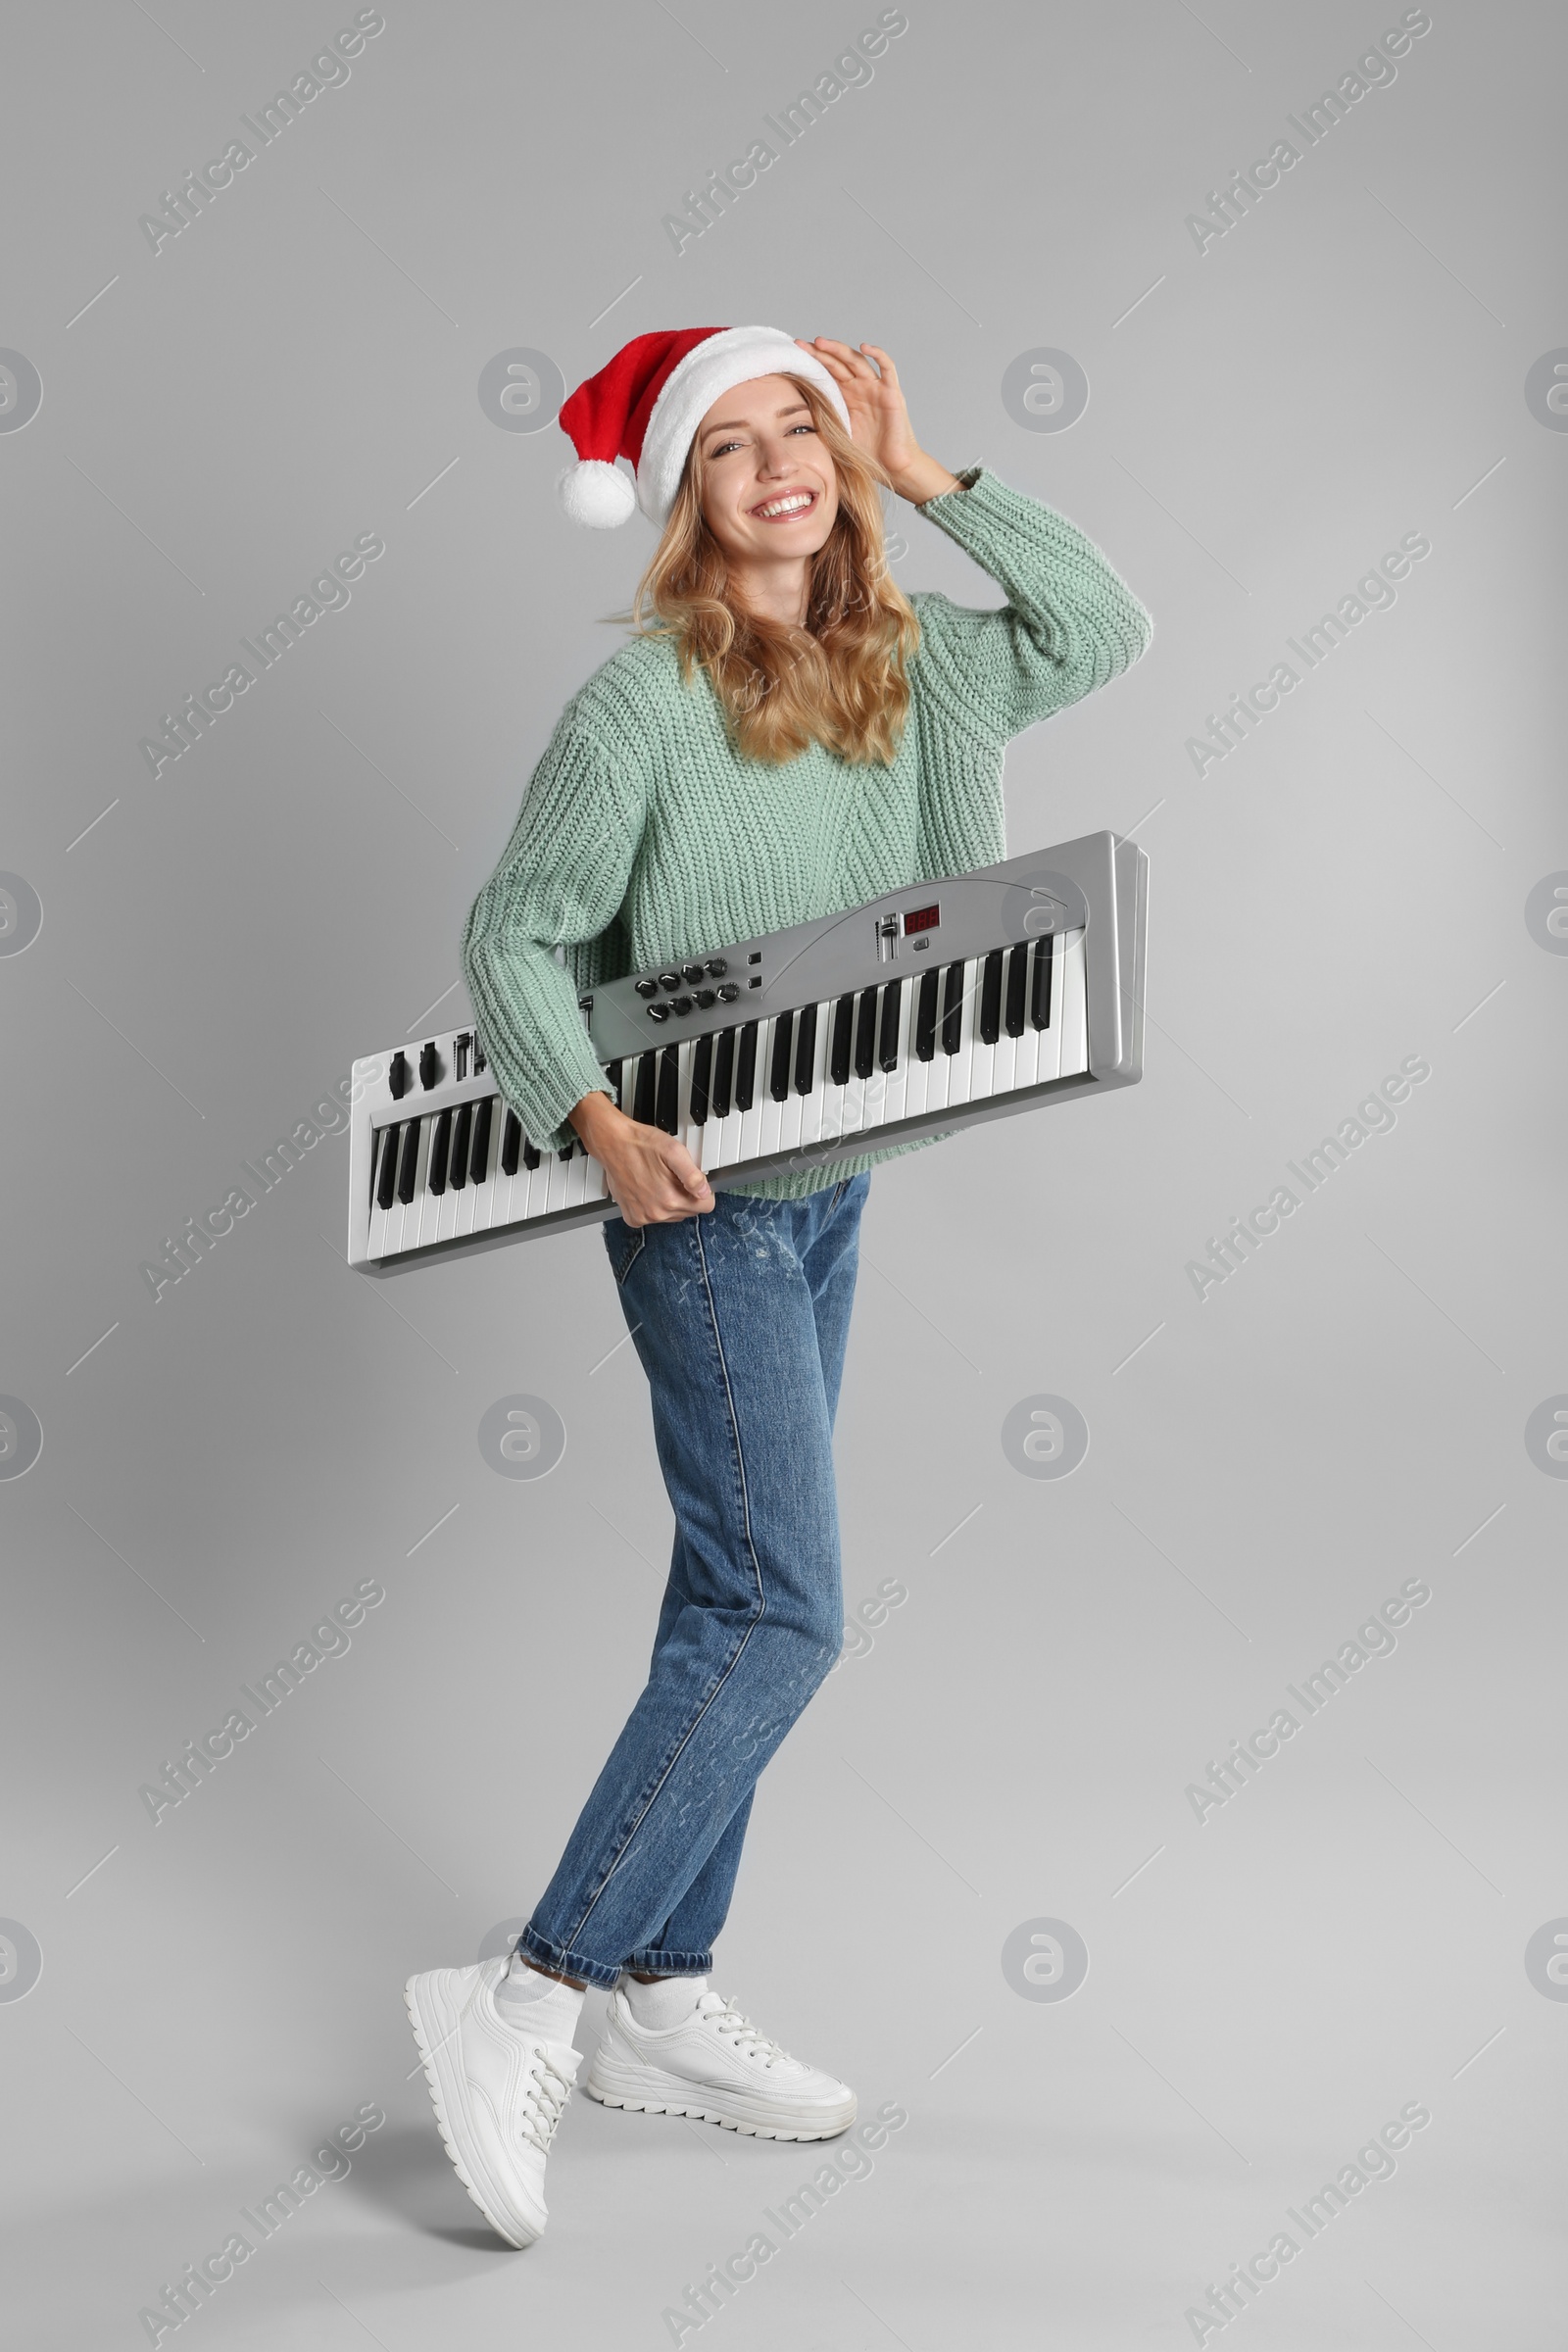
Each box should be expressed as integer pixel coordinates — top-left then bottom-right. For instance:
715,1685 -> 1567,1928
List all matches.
556,325 -> 852,529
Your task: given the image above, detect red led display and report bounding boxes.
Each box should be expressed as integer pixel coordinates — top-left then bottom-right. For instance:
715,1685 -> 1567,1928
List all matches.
902,903 -> 941,935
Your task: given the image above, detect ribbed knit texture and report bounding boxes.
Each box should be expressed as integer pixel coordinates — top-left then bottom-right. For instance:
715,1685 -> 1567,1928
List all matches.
462,466 -> 1152,1200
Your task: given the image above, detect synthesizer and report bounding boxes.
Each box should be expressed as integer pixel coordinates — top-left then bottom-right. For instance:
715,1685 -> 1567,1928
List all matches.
347,830 -> 1147,1274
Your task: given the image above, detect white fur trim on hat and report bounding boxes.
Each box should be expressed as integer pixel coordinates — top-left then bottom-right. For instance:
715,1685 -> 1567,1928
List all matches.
634,326 -> 852,528
559,457 -> 637,528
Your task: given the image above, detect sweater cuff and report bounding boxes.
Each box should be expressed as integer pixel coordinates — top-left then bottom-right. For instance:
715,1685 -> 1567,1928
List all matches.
916,464 -> 982,510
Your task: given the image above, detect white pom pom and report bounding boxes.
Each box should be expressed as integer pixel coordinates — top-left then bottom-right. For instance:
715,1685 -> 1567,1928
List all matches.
558,459 -> 636,528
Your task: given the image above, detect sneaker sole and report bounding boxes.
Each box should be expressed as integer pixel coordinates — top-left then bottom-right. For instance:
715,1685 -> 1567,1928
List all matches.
582,2059 -> 855,2142
404,1971 -> 545,2249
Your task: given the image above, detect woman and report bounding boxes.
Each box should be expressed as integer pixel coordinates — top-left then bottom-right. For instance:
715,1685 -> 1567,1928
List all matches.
406,325 -> 1152,2248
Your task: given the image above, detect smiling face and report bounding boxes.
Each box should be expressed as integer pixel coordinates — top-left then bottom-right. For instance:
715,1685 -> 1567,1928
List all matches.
692,373 -> 840,578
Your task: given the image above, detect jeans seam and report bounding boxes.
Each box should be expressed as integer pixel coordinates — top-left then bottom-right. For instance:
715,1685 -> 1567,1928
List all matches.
562,1210 -> 767,1953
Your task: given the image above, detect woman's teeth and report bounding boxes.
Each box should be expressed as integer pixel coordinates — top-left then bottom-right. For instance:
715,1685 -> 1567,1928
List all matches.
752,491 -> 815,519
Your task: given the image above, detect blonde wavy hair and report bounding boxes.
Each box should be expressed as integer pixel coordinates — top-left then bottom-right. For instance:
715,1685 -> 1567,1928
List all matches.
629,374 -> 920,767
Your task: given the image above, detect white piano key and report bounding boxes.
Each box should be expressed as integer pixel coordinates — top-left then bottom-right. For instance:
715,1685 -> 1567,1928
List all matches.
945,960 -> 977,1108
903,971 -> 935,1122
838,999 -> 873,1144
562,1143 -> 592,1211
743,1025 -> 780,1171
989,986 -> 1018,1101
794,1001 -> 831,1152
755,1018 -> 785,1162
879,971 -> 915,1130
970,960 -> 999,1105
704,1036 -> 742,1172
1060,927 -> 1088,1074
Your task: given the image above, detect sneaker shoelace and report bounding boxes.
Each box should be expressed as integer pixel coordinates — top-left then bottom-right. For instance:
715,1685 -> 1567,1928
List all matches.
516,2050 -> 572,2154
696,1992 -> 792,2069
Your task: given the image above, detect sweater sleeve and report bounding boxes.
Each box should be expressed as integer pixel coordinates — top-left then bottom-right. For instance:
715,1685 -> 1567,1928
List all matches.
461,710 -> 646,1152
908,466 -> 1153,751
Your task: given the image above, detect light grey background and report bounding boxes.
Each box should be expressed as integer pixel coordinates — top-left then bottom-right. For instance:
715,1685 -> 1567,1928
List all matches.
2,1 -> 1563,2345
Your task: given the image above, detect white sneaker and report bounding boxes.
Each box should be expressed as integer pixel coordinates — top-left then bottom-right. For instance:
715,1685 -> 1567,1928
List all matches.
404,1956 -> 580,2247
584,1987 -> 856,2141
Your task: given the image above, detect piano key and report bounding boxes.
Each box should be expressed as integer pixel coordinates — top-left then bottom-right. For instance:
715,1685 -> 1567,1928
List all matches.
877,976 -> 903,1073
854,985 -> 878,1080
397,1120 -> 419,1204
705,1034 -> 744,1171
450,1101 -> 471,1190
375,1124 -> 399,1210
970,955 -> 999,1100
606,1058 -> 622,1105
690,1031 -> 712,1126
914,967 -> 939,1061
879,967 -> 915,1129
1060,927 -> 1088,1074
796,998 -> 835,1152
979,947 -> 1004,1045
940,960 -> 964,1054
522,1135 -> 542,1170
793,1000 -> 817,1095
1004,943 -> 1028,1038
656,1044 -> 680,1134
502,1108 -> 521,1175
755,1017 -> 785,1161
633,1051 -> 656,1126
946,960 -> 977,1106
563,1140 -> 594,1210
830,993 -> 855,1086
711,1026 -> 735,1120
677,1038 -> 707,1167
469,1096 -> 493,1184
1031,931 -> 1054,1030
734,1020 -> 759,1112
428,1111 -> 453,1198
769,1007 -> 795,1102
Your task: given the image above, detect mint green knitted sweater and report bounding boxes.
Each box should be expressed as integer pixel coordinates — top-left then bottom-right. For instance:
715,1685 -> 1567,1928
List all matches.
462,466 -> 1152,1200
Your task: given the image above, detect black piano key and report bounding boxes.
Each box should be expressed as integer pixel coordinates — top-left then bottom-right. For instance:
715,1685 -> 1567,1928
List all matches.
1030,932 -> 1055,1030
449,1101 -> 472,1190
690,1031 -> 712,1125
854,985 -> 878,1079
914,968 -> 939,1062
735,1020 -> 759,1112
711,1026 -> 735,1119
469,1096 -> 493,1184
877,976 -> 903,1071
793,1001 -> 818,1095
606,1058 -> 622,1106
656,1043 -> 681,1133
830,994 -> 855,1085
940,960 -> 965,1055
1004,943 -> 1029,1038
633,1051 -> 656,1125
979,948 -> 1004,1045
397,1120 -> 419,1204
769,1009 -> 795,1102
522,1136 -> 542,1169
428,1106 -> 452,1195
501,1108 -> 521,1175
375,1124 -> 400,1210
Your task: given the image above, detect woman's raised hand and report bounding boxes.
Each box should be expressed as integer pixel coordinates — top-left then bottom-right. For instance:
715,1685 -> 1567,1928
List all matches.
794,340 -> 961,506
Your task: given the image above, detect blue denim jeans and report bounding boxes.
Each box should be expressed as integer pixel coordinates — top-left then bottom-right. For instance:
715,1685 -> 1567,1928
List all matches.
518,1173 -> 869,1990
